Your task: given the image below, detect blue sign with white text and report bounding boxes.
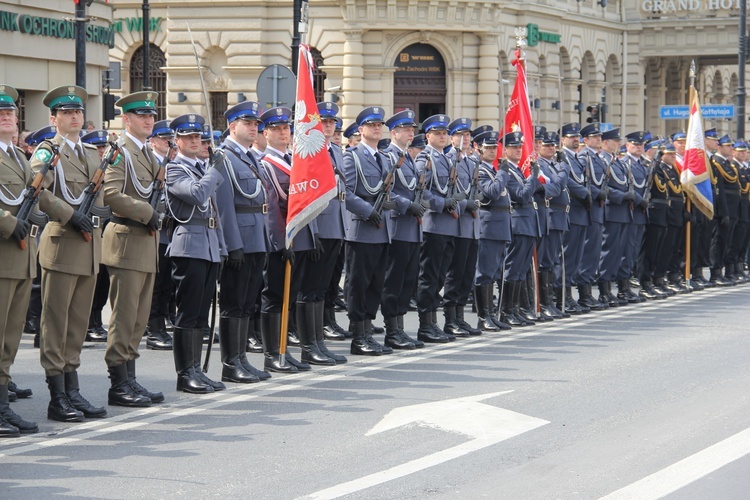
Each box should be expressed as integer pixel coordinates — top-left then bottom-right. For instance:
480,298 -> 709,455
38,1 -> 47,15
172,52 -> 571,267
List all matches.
659,105 -> 735,120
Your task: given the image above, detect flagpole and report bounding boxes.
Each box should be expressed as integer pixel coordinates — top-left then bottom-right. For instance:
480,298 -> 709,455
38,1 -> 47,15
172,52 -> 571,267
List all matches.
684,60 -> 695,288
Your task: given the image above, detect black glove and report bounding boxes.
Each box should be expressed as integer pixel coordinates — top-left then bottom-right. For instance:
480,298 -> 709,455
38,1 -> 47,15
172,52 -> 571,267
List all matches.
534,183 -> 545,194
280,247 -> 295,265
227,248 -> 244,270
367,210 -> 382,227
147,210 -> 160,232
453,191 -> 467,202
683,210 -> 693,224
555,151 -> 565,163
309,234 -> 323,262
381,199 -> 397,211
584,193 -> 593,208
623,191 -> 636,202
469,199 -> 481,211
11,217 -> 29,242
638,199 -> 648,210
419,198 -> 431,210
443,196 -> 458,213
208,148 -> 226,172
69,211 -> 94,233
531,161 -> 540,179
407,201 -> 426,218
721,215 -> 731,227
596,188 -> 607,201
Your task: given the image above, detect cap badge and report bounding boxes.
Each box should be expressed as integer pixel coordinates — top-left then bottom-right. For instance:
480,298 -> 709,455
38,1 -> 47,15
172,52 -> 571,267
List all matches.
188,114 -> 196,123
68,86 -> 75,93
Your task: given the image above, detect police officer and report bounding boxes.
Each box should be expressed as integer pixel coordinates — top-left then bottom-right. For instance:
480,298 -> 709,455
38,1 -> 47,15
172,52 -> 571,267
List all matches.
709,134 -> 740,285
730,141 -> 750,282
689,129 -> 718,287
442,118 -> 482,336
144,119 -> 176,350
597,128 -> 635,306
499,131 -> 541,326
473,130 -> 512,331
343,106 -> 396,355
34,85 -> 106,421
258,106 -> 317,370
101,91 -> 164,407
415,114 -> 460,343
216,101 -> 273,382
343,122 -> 361,150
165,113 -> 227,394
0,84 -> 39,435
558,123 -> 591,314
658,143 -> 690,293
380,109 -> 427,349
537,130 -> 570,318
576,123 -> 608,310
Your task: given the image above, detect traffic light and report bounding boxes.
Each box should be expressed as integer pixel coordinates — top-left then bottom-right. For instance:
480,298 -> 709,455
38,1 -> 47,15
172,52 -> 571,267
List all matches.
103,93 -> 119,121
586,104 -> 600,123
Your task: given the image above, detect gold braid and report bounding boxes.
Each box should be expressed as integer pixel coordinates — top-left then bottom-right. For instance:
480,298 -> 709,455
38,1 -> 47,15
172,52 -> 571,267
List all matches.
712,157 -> 738,183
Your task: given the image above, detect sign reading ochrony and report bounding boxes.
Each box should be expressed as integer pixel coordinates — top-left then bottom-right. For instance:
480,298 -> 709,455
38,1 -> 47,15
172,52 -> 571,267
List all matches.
0,10 -> 114,46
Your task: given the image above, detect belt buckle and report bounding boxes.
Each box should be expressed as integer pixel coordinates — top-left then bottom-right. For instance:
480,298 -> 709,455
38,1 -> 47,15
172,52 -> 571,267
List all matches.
339,192 -> 346,202
208,217 -> 216,229
566,205 -> 570,213
30,225 -> 39,238
91,215 -> 100,228
532,201 -> 538,210
262,203 -> 269,214
545,199 -> 550,208
157,217 -> 163,230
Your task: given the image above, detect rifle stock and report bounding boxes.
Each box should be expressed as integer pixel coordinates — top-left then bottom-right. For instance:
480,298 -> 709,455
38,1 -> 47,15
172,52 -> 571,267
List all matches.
372,151 -> 405,227
148,140 -> 175,236
16,142 -> 61,249
76,142 -> 120,242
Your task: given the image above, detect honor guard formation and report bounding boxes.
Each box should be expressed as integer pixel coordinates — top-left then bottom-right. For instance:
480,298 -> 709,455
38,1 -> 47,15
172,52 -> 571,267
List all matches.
0,82 -> 748,438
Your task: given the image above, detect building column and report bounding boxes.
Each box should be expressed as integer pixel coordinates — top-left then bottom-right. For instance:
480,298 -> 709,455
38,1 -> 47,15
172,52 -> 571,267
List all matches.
341,30 -> 364,125
477,33 -> 500,129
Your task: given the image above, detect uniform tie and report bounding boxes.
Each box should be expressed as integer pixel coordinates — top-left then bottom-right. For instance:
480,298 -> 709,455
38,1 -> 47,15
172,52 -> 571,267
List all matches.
7,146 -> 22,172
76,144 -> 85,164
374,152 -> 384,171
284,153 -> 292,165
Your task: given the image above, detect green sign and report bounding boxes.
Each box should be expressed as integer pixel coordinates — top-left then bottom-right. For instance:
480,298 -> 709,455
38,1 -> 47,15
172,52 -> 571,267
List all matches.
526,23 -> 561,47
0,10 -> 114,47
112,17 -> 162,34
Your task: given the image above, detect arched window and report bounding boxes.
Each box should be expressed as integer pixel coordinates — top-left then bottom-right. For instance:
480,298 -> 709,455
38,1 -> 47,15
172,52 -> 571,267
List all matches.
130,43 -> 167,120
309,47 -> 326,103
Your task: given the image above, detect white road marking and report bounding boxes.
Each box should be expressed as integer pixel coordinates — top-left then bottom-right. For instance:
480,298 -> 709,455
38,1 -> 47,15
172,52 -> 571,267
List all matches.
601,426 -> 750,500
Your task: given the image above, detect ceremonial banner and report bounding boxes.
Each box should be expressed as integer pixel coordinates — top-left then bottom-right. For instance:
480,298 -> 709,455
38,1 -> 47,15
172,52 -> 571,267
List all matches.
680,86 -> 714,220
285,44 -> 338,247
496,47 -> 535,177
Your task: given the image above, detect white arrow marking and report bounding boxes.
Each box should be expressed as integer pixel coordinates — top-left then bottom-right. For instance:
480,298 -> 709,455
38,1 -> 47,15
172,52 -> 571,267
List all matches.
302,391 -> 549,500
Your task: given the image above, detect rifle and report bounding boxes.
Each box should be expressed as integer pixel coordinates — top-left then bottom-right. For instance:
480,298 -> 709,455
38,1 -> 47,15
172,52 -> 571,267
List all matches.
14,141 -> 60,249
445,139 -> 462,219
625,159 -> 636,212
643,150 -> 662,206
75,142 -> 119,242
583,154 -> 593,210
413,154 -> 431,225
148,140 -> 175,236
372,150 -> 405,226
467,159 -> 480,219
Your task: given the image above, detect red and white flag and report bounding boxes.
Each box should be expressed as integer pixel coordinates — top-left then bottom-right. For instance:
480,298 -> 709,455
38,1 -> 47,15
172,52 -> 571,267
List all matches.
680,85 -> 714,220
496,48 -> 536,177
285,44 -> 338,248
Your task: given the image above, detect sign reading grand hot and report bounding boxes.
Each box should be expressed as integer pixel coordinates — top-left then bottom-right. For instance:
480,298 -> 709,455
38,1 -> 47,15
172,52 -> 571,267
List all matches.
641,0 -> 741,13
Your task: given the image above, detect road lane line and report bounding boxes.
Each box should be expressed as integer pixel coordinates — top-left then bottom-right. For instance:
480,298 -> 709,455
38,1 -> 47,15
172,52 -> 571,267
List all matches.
0,286 -> 741,459
601,426 -> 750,500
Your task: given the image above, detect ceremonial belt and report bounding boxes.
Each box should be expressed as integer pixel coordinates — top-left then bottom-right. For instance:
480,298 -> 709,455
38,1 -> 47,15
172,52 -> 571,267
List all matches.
650,199 -> 670,207
175,217 -> 217,229
511,201 -> 538,210
235,204 -> 268,214
111,215 -> 147,229
549,203 -> 570,213
482,206 -> 512,213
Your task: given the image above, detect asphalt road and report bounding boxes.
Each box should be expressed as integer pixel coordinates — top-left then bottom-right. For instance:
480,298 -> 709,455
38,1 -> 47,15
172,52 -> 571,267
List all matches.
2,283 -> 750,499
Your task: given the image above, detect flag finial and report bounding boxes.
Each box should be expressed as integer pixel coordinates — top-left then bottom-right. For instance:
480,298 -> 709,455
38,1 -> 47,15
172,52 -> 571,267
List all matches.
689,59 -> 696,86
514,26 -> 528,49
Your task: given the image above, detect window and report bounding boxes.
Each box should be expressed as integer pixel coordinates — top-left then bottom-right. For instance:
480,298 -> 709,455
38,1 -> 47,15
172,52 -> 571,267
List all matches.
130,43 -> 167,120
210,92 -> 228,131
310,47 -> 326,103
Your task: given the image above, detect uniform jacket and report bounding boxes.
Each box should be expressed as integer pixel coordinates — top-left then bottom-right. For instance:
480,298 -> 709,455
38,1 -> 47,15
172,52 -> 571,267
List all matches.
217,138 -> 268,254
315,143 -> 347,240
260,147 -> 318,251
153,152 -> 171,246
577,146 -> 606,224
737,160 -> 750,223
602,152 -> 633,224
711,153 -> 740,219
664,163 -> 686,227
624,153 -> 649,225
645,161 -> 669,228
455,155 -> 480,239
102,134 -> 159,273
343,142 -> 394,244
33,134 -> 102,276
563,148 -> 590,226
165,153 -> 226,262
415,145 -> 461,237
383,142 -> 421,243
538,156 -> 570,232
502,159 -> 541,238
0,144 -> 38,279
477,160 -> 512,242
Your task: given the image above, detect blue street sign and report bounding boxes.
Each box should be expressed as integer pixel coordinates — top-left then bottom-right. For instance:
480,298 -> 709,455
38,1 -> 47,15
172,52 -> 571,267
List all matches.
659,105 -> 735,120
599,122 -> 613,132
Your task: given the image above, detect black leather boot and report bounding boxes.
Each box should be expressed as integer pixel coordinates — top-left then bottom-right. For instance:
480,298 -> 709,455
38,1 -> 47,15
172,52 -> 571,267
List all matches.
298,302 -> 335,366
46,374 -> 84,422
518,276 -> 543,322
323,306 -> 347,341
564,286 -> 586,314
246,315 -> 264,353
173,327 -> 213,393
552,286 -> 571,318
314,301 -> 347,363
108,363 -> 152,406
0,385 -> 36,434
476,284 -> 500,331
501,282 -> 525,326
578,283 -> 604,310
192,328 -> 226,390
219,317 -> 260,383
430,311 -> 453,341
8,380 -> 32,399
261,312 -> 299,373
443,305 -> 470,338
146,316 -> 173,350
238,317 -> 271,380
455,305 -> 481,335
365,318 -> 392,353
512,281 -> 535,327
397,315 -> 424,347
86,309 -> 107,342
65,371 -> 107,418
350,320 -> 382,355
384,316 -> 416,350
417,311 -> 448,343
125,360 -> 164,403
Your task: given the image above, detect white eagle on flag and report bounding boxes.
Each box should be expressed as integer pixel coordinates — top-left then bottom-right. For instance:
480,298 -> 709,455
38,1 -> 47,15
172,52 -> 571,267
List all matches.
294,100 -> 326,159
